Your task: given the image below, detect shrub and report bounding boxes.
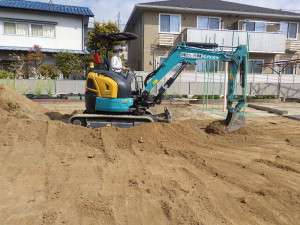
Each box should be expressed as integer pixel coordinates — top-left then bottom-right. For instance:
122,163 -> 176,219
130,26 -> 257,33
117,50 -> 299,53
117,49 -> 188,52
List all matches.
17,81 -> 32,95
247,95 -> 277,99
172,93 -> 182,98
40,64 -> 59,79
0,70 -> 15,79
44,80 -> 53,97
35,81 -> 44,96
54,52 -> 82,79
197,95 -> 220,99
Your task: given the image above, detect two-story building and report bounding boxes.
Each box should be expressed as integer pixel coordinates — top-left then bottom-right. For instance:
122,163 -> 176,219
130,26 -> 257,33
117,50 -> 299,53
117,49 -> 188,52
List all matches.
124,0 -> 300,76
0,0 -> 93,69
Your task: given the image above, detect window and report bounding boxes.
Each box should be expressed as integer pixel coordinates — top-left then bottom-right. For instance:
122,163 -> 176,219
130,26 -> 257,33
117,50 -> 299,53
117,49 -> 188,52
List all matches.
87,78 -> 96,90
157,56 -> 180,71
32,24 -> 43,36
248,60 -> 263,74
280,22 -> 298,39
198,17 -> 221,29
244,21 -> 266,32
282,66 -> 296,74
4,22 -> 29,35
276,63 -> 296,74
196,60 -> 218,73
159,14 -> 180,33
32,24 -> 55,38
3,22 -> 55,38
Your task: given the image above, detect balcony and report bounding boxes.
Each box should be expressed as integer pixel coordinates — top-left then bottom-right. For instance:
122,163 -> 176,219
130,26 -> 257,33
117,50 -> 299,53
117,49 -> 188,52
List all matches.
183,28 -> 286,53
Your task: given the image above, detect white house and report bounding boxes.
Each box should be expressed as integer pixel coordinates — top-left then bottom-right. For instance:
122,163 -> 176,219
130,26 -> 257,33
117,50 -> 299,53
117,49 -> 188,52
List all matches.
0,0 -> 94,69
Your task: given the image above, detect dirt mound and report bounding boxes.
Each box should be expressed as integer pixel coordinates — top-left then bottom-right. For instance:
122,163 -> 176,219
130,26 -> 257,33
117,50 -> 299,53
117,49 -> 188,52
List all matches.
0,83 -> 49,120
0,86 -> 299,225
205,120 -> 227,135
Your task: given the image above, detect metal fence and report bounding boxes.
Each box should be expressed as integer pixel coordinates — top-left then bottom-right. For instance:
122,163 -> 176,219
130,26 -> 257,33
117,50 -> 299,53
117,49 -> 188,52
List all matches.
1,78 -> 300,98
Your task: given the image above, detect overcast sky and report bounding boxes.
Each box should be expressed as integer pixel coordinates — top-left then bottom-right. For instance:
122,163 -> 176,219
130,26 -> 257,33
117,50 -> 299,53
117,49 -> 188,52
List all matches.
32,0 -> 300,28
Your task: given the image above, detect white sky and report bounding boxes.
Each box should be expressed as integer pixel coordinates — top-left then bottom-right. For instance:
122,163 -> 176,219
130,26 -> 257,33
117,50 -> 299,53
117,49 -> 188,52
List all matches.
31,0 -> 300,28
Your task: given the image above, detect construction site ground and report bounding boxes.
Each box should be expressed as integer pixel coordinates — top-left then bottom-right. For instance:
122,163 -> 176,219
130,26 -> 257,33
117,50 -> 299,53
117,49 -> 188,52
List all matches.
0,83 -> 299,225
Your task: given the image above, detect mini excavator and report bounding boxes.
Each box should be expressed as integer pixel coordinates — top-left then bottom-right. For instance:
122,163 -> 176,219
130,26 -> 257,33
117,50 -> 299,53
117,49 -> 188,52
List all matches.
70,32 -> 248,132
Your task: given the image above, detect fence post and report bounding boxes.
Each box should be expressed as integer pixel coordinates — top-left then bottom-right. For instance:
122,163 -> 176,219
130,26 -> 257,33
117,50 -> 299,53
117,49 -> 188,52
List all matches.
54,79 -> 57,96
223,62 -> 228,112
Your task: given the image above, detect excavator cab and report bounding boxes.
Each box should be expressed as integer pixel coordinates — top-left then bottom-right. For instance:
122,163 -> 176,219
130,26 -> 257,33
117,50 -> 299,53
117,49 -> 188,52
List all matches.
84,32 -> 140,113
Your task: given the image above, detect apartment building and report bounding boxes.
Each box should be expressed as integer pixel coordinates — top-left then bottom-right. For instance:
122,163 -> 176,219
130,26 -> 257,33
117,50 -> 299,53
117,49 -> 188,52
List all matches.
0,0 -> 93,69
124,0 -> 300,75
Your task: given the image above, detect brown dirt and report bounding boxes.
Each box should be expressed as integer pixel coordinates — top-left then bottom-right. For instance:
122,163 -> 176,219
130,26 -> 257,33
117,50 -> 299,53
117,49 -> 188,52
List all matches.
0,84 -> 49,120
0,84 -> 300,225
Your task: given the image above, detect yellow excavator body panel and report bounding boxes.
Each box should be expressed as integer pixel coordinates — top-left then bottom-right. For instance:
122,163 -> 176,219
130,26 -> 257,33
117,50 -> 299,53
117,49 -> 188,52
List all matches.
86,72 -> 118,98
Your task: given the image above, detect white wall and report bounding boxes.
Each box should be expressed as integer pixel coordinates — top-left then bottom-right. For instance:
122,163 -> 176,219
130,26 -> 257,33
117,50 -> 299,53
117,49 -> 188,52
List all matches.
0,8 -> 83,51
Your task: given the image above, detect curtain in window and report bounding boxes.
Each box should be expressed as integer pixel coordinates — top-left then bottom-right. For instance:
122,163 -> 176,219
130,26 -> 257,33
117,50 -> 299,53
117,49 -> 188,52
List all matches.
32,24 -> 43,36
248,61 -> 253,74
278,63 -> 295,74
4,22 -> 16,34
280,22 -> 288,35
245,22 -> 255,31
43,25 -> 55,37
170,15 -> 180,33
253,60 -> 263,74
208,61 -> 218,73
209,18 -> 220,29
196,60 -> 218,72
160,15 -> 170,32
288,23 -> 297,39
282,66 -> 294,74
16,23 -> 29,35
255,22 -> 265,32
198,17 -> 208,29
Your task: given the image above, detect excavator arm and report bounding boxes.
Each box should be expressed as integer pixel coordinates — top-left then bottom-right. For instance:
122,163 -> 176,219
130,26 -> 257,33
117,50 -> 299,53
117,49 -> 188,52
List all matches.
134,41 -> 248,131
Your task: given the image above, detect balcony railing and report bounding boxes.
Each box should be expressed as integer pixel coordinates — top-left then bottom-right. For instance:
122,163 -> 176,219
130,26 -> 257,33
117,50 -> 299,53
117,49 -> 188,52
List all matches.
183,28 -> 286,53
289,40 -> 300,52
158,34 -> 174,46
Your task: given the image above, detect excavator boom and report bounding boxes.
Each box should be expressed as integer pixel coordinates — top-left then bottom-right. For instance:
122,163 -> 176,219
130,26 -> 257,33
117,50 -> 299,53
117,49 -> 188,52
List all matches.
134,42 -> 248,132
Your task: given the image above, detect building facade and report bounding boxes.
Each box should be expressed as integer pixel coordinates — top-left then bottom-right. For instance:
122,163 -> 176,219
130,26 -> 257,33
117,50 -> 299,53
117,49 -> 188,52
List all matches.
124,0 -> 300,75
0,0 -> 93,69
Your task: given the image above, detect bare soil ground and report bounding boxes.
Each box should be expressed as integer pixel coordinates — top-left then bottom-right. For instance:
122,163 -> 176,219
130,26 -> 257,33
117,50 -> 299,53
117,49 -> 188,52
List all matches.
0,84 -> 299,225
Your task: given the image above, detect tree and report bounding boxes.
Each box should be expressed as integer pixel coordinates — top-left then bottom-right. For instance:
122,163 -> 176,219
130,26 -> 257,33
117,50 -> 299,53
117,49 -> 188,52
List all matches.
9,53 -> 26,79
40,64 -> 59,79
82,53 -> 95,74
54,52 -> 82,79
87,21 -> 121,60
26,45 -> 46,79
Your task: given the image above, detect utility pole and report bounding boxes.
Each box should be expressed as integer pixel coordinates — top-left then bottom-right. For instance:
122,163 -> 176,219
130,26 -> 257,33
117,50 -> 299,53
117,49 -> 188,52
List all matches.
117,12 -> 121,29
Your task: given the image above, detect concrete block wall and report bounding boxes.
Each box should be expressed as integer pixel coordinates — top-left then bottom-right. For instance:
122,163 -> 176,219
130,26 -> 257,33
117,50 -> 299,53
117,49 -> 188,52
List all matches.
0,79 -> 300,98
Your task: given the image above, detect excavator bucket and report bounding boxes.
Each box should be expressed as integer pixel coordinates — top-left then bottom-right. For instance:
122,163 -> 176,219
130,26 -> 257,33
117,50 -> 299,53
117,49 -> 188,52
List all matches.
225,111 -> 246,132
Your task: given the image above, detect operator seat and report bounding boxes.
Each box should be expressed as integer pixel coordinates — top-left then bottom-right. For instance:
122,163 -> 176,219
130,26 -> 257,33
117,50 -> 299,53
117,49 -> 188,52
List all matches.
103,57 -> 133,83
103,58 -> 111,71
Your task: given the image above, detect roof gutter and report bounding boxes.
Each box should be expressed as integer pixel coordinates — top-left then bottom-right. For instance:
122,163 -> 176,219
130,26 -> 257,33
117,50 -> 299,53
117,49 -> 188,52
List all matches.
136,4 -> 300,19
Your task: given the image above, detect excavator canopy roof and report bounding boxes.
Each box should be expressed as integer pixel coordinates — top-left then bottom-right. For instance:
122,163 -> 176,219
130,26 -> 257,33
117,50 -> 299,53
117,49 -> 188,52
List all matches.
96,32 -> 138,42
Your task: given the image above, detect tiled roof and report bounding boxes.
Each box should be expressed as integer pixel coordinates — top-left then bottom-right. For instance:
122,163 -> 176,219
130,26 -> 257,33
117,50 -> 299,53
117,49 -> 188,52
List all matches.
140,0 -> 300,17
0,0 -> 94,17
0,46 -> 89,54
